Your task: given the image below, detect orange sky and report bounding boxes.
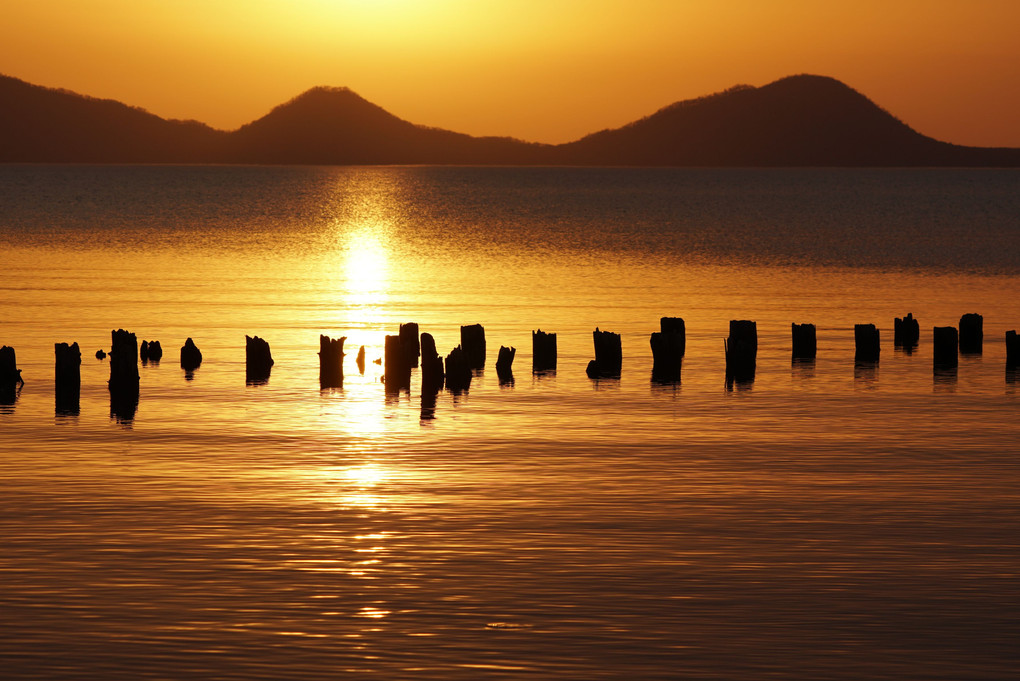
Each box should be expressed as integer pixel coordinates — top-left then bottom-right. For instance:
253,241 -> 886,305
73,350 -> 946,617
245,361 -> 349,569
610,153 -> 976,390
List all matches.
2,0 -> 1019,147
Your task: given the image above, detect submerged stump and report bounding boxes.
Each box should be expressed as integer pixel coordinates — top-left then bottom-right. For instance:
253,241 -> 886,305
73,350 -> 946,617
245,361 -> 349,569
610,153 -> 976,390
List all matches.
356,346 -> 366,374
959,313 -> 983,354
1006,330 -> 1019,369
180,338 -> 203,372
894,313 -> 920,349
245,335 -> 274,383
725,320 -> 757,383
933,326 -> 959,369
140,340 -> 163,363
532,329 -> 557,372
791,323 -> 817,360
0,345 -> 24,405
318,334 -> 346,388
444,345 -> 472,393
854,324 -> 880,363
496,345 -> 516,383
420,333 -> 445,394
588,327 -> 622,379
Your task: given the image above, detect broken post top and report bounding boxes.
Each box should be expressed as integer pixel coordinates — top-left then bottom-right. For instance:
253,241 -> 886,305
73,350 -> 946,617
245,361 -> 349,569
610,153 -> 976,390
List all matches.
660,317 -> 685,334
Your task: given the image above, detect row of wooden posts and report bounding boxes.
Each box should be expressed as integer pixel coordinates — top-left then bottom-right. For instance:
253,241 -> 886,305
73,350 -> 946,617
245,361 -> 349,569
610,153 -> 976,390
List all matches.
2,313 -> 1018,408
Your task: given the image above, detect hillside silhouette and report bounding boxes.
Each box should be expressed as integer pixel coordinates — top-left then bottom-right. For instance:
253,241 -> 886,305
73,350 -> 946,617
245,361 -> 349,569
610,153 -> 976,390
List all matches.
1,73 -> 1017,166
0,75 -> 226,163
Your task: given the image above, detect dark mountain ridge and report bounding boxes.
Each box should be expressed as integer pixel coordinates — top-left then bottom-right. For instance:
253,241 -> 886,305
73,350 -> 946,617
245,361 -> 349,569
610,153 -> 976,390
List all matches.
1,72 -> 1017,166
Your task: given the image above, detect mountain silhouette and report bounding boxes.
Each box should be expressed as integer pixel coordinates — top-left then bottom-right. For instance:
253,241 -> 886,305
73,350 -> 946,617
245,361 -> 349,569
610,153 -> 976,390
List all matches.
559,75 -> 1020,166
0,74 -> 226,162
1,73 -> 1017,166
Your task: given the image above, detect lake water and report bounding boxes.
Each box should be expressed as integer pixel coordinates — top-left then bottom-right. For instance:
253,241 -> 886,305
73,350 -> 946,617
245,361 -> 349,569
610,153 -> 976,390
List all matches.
1,165 -> 1019,679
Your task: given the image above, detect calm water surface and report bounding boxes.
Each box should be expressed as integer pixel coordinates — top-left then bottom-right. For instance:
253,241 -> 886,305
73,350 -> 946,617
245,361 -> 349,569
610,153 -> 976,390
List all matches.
1,166 -> 1019,679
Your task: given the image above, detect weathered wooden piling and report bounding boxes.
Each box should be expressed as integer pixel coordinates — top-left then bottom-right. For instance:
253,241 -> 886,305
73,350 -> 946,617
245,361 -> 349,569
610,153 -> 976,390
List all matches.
1007,330 -> 1019,369
0,346 -> 22,386
140,340 -> 162,363
356,346 -> 366,374
725,320 -> 757,381
959,313 -> 983,354
587,327 -> 622,379
55,342 -> 81,413
894,313 -> 920,348
854,324 -> 880,363
650,317 -> 685,381
0,345 -> 23,405
180,338 -> 203,371
108,329 -> 140,393
660,317 -> 686,357
444,345 -> 472,393
399,323 -> 420,368
420,333 -> 445,393
496,345 -> 516,383
933,326 -> 959,369
532,329 -> 557,372
318,334 -> 346,388
384,335 -> 410,391
791,323 -> 817,359
460,324 -> 486,370
245,335 -> 274,383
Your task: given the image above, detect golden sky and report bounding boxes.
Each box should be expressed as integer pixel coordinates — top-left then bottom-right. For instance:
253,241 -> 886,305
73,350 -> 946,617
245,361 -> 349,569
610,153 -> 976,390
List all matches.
3,0 -> 1019,146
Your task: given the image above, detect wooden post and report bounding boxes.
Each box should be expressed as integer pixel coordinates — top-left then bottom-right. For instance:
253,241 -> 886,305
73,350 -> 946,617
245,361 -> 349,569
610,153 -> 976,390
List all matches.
460,324 -> 486,370
651,317 -> 684,381
0,345 -> 23,405
660,317 -> 686,356
245,335 -> 274,383
420,333 -> 445,394
791,323 -> 817,359
0,345 -> 21,386
356,346 -> 366,374
181,338 -> 203,371
384,335 -> 410,391
318,334 -> 346,388
933,326 -> 958,369
1007,330 -> 1019,369
55,342 -> 81,414
725,320 -> 757,382
588,327 -> 622,378
140,340 -> 162,363
532,329 -> 557,372
854,324 -> 880,363
496,345 -> 516,383
894,313 -> 919,348
399,322 -> 420,368
444,345 -> 472,393
108,329 -> 140,421
959,313 -> 983,354
109,329 -> 140,392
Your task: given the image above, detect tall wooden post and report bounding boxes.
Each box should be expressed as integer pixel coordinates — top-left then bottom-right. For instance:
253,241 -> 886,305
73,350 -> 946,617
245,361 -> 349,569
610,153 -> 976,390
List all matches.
319,334 -> 346,388
587,328 -> 622,378
461,324 -> 486,370
791,323 -> 816,359
959,313 -> 983,354
55,341 -> 81,414
399,323 -> 420,368
854,324 -> 880,363
532,329 -> 557,372
725,320 -> 757,382
933,326 -> 959,369
420,333 -> 445,394
245,335 -> 274,383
